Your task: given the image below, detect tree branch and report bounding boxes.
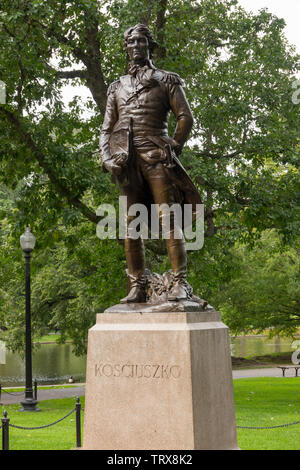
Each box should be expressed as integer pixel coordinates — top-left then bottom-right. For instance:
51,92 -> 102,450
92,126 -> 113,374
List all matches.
0,107 -> 99,224
155,0 -> 168,60
48,67 -> 88,80
16,59 -> 25,113
34,18 -> 108,114
44,294 -> 78,309
82,19 -> 108,114
138,0 -> 155,25
198,150 -> 242,159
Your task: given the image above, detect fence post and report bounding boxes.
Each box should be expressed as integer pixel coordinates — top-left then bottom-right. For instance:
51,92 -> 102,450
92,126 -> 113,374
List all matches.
0,384 -> 2,402
2,410 -> 9,450
75,397 -> 82,448
34,380 -> 37,401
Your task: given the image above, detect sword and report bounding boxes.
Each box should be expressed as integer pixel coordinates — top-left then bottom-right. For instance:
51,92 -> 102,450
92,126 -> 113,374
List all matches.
117,117 -> 135,186
164,144 -> 176,169
127,117 -> 134,168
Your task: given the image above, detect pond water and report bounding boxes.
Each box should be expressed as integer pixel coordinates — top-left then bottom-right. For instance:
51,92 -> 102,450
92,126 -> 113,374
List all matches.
0,342 -> 86,387
231,335 -> 299,358
0,335 -> 299,387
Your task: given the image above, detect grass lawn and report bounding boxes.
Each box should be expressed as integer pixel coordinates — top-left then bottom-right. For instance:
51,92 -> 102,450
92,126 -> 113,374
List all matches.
232,351 -> 297,370
1,384 -> 80,394
0,397 -> 84,450
234,377 -> 300,450
1,378 -> 300,450
1,332 -> 71,345
33,333 -> 71,344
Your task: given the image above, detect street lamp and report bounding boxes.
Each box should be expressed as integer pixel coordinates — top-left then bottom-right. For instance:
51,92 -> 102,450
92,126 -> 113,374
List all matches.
19,227 -> 39,412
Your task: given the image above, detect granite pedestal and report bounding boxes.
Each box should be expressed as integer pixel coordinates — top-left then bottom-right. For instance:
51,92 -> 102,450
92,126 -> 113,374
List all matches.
83,306 -> 238,450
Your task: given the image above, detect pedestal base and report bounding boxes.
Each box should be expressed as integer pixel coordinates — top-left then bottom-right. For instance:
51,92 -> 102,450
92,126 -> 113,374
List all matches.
83,308 -> 238,450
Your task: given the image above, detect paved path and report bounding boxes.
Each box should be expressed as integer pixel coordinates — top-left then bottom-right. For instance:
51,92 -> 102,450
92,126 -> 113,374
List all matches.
233,367 -> 286,379
1,366 -> 296,405
0,385 -> 85,406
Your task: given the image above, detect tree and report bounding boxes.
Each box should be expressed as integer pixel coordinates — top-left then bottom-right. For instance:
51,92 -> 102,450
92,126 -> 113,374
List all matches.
216,230 -> 300,337
0,0 -> 299,353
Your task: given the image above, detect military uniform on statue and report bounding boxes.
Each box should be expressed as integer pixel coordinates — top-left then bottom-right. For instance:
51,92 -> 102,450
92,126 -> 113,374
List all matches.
100,24 -> 202,306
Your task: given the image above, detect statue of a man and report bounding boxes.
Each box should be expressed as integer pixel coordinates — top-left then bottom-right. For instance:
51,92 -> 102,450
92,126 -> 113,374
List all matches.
100,24 -> 201,304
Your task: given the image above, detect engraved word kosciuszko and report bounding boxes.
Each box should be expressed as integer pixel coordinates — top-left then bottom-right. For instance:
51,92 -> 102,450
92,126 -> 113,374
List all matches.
94,363 -> 182,379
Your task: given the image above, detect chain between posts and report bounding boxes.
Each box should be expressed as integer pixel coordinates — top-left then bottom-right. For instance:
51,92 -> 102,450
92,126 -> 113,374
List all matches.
237,420 -> 300,430
1,390 -> 24,396
0,380 -> 38,399
1,397 -> 82,450
8,408 -> 76,430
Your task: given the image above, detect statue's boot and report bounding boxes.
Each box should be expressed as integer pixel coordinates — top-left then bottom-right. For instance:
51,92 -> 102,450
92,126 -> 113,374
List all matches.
166,237 -> 191,301
120,238 -> 147,304
167,271 -> 190,301
120,271 -> 147,303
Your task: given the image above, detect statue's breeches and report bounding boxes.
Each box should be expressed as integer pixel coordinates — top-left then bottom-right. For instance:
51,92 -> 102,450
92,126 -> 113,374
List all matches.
119,148 -> 187,278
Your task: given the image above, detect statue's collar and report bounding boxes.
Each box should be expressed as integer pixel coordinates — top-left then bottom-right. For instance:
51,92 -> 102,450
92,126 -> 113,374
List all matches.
127,58 -> 156,77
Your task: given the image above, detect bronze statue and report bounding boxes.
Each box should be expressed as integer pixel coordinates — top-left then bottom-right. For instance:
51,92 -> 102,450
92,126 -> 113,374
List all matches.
100,24 -> 201,305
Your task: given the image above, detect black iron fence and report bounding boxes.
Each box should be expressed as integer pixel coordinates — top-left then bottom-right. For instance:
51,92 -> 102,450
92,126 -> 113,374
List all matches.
0,381 -> 38,401
1,397 -> 82,450
1,382 -> 300,449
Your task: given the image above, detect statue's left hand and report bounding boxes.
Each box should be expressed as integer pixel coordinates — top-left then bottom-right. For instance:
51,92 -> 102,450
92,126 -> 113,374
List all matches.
170,139 -> 182,156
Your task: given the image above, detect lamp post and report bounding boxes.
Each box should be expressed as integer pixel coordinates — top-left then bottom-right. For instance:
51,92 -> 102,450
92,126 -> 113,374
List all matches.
19,227 -> 39,412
